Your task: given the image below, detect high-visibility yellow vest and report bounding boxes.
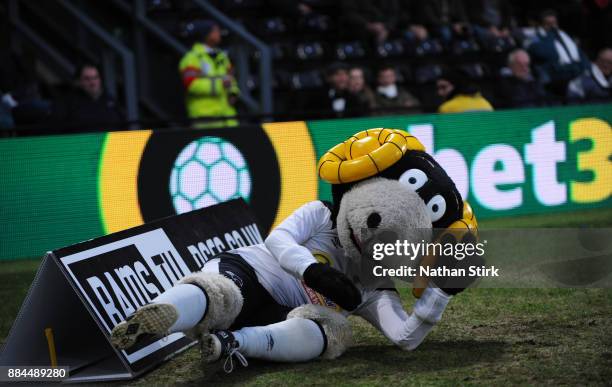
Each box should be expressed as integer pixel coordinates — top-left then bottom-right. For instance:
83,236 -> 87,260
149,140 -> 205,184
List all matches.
179,43 -> 239,127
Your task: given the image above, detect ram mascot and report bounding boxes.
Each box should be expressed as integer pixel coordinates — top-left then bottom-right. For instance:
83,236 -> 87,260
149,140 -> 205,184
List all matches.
111,129 -> 480,374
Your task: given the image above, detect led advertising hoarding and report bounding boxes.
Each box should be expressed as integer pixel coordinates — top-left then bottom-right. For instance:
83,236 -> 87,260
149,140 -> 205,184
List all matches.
1,104 -> 610,260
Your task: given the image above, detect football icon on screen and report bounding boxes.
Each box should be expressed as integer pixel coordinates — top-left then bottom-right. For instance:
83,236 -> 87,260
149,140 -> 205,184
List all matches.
170,136 -> 252,214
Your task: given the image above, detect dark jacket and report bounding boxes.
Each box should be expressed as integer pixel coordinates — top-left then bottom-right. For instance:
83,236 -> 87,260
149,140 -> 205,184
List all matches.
307,87 -> 364,117
498,75 -> 549,108
351,87 -> 377,111
53,89 -> 124,130
374,87 -> 420,114
567,64 -> 612,103
527,28 -> 589,83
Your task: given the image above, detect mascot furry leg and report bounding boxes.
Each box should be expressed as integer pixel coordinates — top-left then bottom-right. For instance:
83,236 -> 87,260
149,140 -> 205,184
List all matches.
111,272 -> 351,370
199,304 -> 352,366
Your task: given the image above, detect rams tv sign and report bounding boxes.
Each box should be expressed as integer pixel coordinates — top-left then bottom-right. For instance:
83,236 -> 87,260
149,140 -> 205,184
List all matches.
0,104 -> 610,260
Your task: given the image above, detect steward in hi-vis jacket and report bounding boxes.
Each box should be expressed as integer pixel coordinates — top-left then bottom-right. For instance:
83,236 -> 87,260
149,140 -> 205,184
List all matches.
179,21 -> 239,127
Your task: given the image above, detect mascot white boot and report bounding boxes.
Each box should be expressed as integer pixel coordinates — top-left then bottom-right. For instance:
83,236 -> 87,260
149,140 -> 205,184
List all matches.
110,129 -> 481,374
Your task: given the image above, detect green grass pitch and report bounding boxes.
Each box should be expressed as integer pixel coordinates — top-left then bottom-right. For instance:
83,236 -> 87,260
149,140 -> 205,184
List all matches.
1,208 -> 611,385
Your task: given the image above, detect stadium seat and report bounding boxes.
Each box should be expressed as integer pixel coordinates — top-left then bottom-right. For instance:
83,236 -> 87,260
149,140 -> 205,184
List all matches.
413,64 -> 443,84
413,39 -> 444,57
397,65 -> 413,84
335,41 -> 366,60
295,42 -> 325,60
270,42 -> 290,60
274,70 -> 292,89
299,14 -> 331,33
460,63 -> 489,79
259,18 -> 287,36
290,70 -> 324,90
482,36 -> 516,53
451,39 -> 480,55
376,40 -> 405,58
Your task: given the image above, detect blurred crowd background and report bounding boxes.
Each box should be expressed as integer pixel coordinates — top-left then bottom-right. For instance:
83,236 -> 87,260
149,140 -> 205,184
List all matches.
1,0 -> 611,134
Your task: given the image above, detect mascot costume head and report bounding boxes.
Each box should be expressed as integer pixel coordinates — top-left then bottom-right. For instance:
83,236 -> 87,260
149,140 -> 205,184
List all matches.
317,128 -> 478,297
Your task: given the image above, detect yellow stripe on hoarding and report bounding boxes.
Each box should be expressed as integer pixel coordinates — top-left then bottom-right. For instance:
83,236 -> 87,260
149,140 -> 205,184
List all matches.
44,328 -> 57,367
569,118 -> 612,203
263,122 -> 318,228
98,130 -> 152,234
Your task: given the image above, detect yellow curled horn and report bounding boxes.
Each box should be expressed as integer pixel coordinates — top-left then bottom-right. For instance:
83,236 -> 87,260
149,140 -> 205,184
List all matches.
317,128 -> 425,184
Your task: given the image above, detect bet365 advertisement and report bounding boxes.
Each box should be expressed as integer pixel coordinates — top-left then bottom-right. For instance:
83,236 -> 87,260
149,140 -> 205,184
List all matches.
1,104 -> 610,260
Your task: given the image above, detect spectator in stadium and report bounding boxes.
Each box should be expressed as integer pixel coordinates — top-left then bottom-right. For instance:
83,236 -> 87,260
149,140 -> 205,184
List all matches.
347,67 -> 375,113
0,94 -> 15,130
374,66 -> 420,114
179,20 -> 240,127
0,52 -> 52,127
524,9 -> 589,92
466,0 -> 516,46
436,69 -> 494,113
567,47 -> 612,103
339,0 -> 401,44
307,62 -> 361,117
395,0 -> 427,42
52,63 -> 123,130
411,0 -> 471,44
498,49 -> 548,108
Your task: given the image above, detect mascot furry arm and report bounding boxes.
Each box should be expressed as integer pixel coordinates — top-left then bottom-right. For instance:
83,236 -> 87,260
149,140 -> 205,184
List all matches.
264,200 -> 362,311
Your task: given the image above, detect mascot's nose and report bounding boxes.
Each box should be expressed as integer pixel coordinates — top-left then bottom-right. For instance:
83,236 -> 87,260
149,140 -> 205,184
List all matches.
367,212 -> 382,228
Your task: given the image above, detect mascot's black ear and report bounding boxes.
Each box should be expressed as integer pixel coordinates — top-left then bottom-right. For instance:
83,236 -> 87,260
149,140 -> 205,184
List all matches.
320,200 -> 334,213
330,183 -> 353,219
319,200 -> 337,228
